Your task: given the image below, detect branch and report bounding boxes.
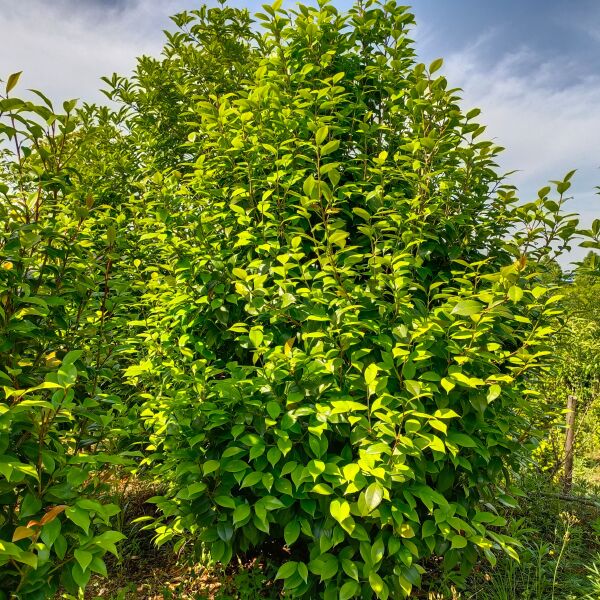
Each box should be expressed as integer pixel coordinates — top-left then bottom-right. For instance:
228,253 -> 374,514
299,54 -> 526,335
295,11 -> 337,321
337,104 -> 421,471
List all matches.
533,491 -> 600,508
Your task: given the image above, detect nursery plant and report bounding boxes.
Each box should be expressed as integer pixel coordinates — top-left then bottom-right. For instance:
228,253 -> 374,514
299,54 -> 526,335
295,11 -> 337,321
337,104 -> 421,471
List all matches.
121,1 -> 593,598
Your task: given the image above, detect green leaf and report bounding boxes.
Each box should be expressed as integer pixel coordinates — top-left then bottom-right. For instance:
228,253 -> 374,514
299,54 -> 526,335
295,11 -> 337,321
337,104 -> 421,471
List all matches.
474,512 -> 505,525
54,535 -> 67,559
321,139 -> 340,156
57,362 -> 77,386
451,535 -> 468,549
92,530 -> 125,557
266,401 -> 281,419
341,558 -> 359,581
267,447 -> 282,467
284,520 -> 301,545
249,327 -> 264,348
364,363 -> 379,386
362,482 -> 383,513
298,561 -> 309,584
557,180 -> 571,194
62,350 -> 83,365
309,553 -> 338,580
487,384 -> 501,403
90,556 -> 108,577
74,548 -> 93,571
6,71 -> 22,94
41,518 -> 61,547
312,483 -> 334,495
65,506 -> 90,534
11,548 -> 37,568
214,496 -> 236,509
352,207 -> 371,221
508,286 -> 523,302
303,174 -> 317,198
233,503 -> 251,526
433,408 -> 460,419
429,58 -> 443,73
447,432 -> 478,448
369,572 -> 385,594
441,378 -> 455,393
339,580 -> 361,600
106,225 -> 117,246
223,459 -> 248,473
19,493 -> 42,518
316,125 -> 329,145
452,300 -> 484,316
498,494 -> 519,508
260,496 -> 285,510
371,536 -> 385,564
71,562 -> 91,589
241,472 -> 262,489
329,498 -> 350,523
275,561 -> 298,580
422,520 -> 436,538
203,460 -> 220,475
217,523 -> 234,542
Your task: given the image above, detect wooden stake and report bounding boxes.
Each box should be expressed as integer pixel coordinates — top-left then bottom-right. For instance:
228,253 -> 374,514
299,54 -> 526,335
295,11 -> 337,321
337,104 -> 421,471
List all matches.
563,394 -> 577,492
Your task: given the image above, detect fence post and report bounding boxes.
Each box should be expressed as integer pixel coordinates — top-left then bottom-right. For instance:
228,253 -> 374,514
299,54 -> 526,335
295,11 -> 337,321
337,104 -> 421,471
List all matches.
563,394 -> 577,492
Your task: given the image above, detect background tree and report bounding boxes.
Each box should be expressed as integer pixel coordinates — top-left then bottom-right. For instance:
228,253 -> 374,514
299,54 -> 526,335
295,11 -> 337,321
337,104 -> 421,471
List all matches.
533,252 -> 600,487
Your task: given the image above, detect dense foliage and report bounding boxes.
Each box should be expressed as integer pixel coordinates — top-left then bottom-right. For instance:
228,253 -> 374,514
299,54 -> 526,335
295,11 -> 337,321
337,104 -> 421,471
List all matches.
0,77 -> 140,596
531,253 -> 600,480
1,2 -> 598,598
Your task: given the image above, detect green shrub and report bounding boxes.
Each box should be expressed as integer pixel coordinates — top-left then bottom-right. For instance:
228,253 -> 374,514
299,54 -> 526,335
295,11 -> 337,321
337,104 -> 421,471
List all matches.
0,76 -> 135,598
2,1 -> 594,597
121,1 -> 585,597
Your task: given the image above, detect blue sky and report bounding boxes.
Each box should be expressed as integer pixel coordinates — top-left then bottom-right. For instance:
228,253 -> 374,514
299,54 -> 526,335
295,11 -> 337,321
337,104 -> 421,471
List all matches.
1,0 -> 599,265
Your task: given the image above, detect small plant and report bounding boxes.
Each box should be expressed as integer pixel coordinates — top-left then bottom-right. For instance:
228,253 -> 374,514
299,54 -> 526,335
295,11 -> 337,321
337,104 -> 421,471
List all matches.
584,557 -> 600,600
211,558 -> 280,600
551,512 -> 579,600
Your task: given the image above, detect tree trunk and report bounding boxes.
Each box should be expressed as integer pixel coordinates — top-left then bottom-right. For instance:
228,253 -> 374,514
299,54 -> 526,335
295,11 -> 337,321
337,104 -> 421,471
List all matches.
563,394 -> 577,492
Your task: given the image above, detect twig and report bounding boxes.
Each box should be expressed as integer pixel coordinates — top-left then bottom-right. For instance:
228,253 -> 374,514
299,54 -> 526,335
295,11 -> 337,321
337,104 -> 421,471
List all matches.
533,491 -> 600,508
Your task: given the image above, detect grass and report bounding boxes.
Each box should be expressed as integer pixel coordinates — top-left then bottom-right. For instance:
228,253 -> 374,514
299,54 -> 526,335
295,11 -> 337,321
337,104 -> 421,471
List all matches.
462,467 -> 600,600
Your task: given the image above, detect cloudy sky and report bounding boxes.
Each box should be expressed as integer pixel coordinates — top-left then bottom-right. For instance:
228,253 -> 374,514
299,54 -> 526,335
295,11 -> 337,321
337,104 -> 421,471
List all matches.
1,0 -> 599,265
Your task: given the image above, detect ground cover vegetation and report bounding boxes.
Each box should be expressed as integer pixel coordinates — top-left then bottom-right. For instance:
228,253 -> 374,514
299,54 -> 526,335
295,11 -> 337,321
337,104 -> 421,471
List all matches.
1,1 -> 600,598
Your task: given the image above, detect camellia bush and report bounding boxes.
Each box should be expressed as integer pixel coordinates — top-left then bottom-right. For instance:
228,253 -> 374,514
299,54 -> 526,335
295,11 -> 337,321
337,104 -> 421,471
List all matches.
2,1 -> 599,598
118,1 -> 587,598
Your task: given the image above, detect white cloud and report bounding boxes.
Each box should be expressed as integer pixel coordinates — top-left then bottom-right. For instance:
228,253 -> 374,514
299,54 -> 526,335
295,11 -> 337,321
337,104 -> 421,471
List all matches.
440,35 -> 600,265
444,39 -> 600,183
0,0 -> 176,104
